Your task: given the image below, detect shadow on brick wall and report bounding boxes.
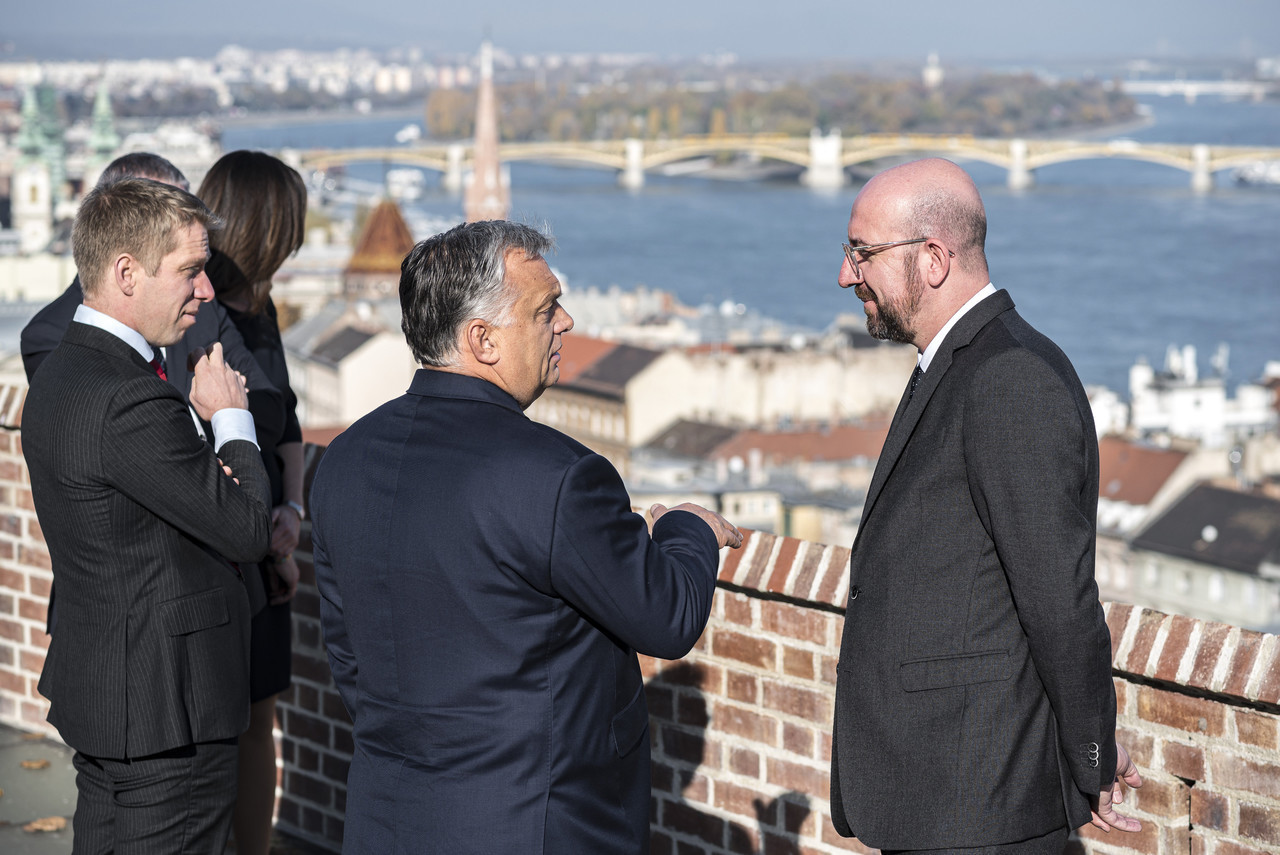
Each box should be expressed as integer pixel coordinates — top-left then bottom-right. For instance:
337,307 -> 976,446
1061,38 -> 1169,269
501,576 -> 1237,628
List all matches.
649,663 -> 811,855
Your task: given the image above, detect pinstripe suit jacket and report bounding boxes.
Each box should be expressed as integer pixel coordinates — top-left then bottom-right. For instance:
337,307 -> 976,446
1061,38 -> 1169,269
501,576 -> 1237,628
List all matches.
23,322 -> 273,758
830,291 -> 1115,849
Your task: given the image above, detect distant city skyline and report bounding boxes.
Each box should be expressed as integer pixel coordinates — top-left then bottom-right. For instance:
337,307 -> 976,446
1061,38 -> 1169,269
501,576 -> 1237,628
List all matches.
6,0 -> 1280,63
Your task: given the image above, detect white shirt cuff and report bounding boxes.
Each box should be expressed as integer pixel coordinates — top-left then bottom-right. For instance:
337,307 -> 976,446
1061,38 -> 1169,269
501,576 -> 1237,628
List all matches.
211,408 -> 260,452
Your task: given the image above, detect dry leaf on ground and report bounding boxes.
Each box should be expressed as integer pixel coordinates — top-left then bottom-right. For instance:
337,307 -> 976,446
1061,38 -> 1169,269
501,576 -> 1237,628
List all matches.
20,758 -> 51,770
21,733 -> 44,741
23,815 -> 67,833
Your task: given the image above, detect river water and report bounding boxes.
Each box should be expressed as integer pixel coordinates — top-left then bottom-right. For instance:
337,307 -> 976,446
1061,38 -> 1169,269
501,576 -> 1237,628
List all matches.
223,95 -> 1280,397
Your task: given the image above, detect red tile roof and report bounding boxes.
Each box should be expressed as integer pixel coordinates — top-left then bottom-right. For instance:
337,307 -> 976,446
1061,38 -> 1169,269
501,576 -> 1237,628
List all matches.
555,335 -> 619,385
710,422 -> 891,465
1098,436 -> 1190,505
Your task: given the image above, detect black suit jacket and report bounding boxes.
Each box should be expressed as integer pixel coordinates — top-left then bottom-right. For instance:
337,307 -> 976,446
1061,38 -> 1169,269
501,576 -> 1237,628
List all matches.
21,277 -> 283,444
310,369 -> 721,854
830,291 -> 1115,849
23,322 -> 272,758
22,278 -> 281,628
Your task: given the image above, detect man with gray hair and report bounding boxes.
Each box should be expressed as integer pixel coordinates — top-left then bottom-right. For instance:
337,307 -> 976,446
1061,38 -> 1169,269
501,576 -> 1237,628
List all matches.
23,178 -> 272,853
310,220 -> 741,854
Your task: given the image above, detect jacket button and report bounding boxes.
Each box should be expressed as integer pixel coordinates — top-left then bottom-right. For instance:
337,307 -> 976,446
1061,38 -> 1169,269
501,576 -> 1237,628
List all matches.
849,586 -> 861,600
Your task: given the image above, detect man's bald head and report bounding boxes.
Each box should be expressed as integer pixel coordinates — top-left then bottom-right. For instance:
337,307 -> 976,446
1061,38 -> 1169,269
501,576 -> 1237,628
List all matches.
858,158 -> 989,275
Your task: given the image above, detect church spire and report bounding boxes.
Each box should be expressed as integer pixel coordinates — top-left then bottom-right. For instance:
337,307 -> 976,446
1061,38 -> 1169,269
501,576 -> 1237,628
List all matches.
463,39 -> 510,223
89,79 -> 120,157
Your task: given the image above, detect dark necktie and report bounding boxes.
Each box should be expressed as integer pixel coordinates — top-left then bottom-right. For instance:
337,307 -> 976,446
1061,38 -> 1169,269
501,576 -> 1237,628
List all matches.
908,365 -> 923,401
149,356 -> 167,381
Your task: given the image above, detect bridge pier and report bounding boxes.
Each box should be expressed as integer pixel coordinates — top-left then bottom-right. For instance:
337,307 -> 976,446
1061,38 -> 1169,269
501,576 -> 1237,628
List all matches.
801,129 -> 844,189
1190,144 -> 1213,193
1007,139 -> 1034,190
619,139 -> 645,189
442,144 -> 465,193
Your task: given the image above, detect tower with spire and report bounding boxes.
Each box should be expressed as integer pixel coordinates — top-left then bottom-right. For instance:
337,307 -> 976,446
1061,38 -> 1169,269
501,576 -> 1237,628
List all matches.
12,86 -> 57,254
463,40 -> 510,223
84,80 -> 122,188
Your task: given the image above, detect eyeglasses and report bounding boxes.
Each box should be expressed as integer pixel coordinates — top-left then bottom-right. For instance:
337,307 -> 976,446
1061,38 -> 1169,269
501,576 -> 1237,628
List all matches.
841,237 -> 927,280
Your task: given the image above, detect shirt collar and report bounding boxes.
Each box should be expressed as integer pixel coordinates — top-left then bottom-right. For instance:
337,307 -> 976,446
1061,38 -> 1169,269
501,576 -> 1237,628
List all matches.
74,304 -> 158,364
918,283 -> 997,372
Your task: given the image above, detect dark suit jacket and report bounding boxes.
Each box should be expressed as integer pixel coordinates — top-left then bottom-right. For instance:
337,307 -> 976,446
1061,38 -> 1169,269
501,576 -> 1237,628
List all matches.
21,278 -> 281,628
23,322 -> 273,759
830,291 -> 1115,849
21,276 -> 283,444
310,369 -> 721,855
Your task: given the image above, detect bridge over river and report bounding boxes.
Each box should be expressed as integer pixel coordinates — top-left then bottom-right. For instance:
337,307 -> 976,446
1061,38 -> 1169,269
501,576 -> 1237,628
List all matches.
286,130 -> 1280,193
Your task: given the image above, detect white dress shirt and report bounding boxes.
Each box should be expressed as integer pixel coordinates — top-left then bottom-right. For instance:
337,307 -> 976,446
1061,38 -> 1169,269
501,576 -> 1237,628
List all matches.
918,283 -> 998,373
73,304 -> 258,452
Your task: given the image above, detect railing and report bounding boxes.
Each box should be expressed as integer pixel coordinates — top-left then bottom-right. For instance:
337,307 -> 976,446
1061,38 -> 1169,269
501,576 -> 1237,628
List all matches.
0,386 -> 1276,853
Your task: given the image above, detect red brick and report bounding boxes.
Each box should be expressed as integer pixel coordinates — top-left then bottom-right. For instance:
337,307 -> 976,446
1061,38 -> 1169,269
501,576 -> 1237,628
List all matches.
1162,741 -> 1205,781
717,704 -> 776,744
718,534 -> 748,582
820,655 -> 838,685
18,597 -> 45,622
683,770 -> 710,801
764,537 -> 801,595
28,519 -> 42,543
18,544 -> 51,571
1136,686 -> 1225,736
1159,825 -> 1192,855
762,681 -> 830,725
29,627 -> 50,648
1212,753 -> 1280,800
1215,840 -> 1278,855
1190,788 -> 1228,831
0,459 -> 22,482
285,710 -> 331,746
677,692 -> 710,729
0,540 -> 15,561
286,770 -> 333,807
764,757 -> 827,798
1077,817 -> 1159,853
0,566 -> 24,592
1154,614 -> 1195,682
0,593 -> 11,615
663,800 -> 724,846
727,823 -> 757,855
783,722 -> 814,757
0,642 -> 12,666
1225,631 -> 1264,698
0,514 -> 20,535
729,747 -> 759,778
742,533 -> 779,591
761,600 -> 827,645
1131,775 -> 1188,818
19,650 -> 44,674
0,667 -> 25,693
0,618 -> 23,642
651,762 -> 674,796
15,488 -> 34,511
1124,609 -> 1166,675
28,576 -> 50,599
712,629 -> 775,669
290,651 -> 333,685
814,547 -> 851,606
782,646 -> 814,680
726,670 -> 757,704
1236,711 -> 1279,749
1257,645 -> 1280,705
791,542 -> 826,602
714,780 -> 765,817
662,726 -> 706,765
1240,801 -> 1280,846
721,591 -> 753,628
1115,724 -> 1152,766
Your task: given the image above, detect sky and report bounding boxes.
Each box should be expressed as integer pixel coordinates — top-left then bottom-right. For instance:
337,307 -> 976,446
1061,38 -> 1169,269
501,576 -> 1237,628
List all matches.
6,0 -> 1280,63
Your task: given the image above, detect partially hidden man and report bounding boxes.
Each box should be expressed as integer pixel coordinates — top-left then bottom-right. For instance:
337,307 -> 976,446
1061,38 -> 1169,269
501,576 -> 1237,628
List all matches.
829,159 -> 1142,854
23,178 -> 272,852
310,221 -> 743,854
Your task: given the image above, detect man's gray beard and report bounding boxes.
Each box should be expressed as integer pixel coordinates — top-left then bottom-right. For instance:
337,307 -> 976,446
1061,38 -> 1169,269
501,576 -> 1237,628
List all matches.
864,258 -> 923,344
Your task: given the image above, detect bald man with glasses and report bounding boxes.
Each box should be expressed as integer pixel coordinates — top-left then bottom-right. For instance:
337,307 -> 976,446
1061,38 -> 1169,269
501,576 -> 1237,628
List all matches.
828,158 -> 1141,854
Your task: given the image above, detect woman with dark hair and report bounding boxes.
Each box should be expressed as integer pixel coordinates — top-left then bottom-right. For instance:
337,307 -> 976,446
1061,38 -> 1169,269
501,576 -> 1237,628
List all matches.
198,150 -> 307,855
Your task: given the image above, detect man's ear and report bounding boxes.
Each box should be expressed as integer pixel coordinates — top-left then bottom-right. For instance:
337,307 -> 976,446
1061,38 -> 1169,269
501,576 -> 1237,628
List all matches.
114,253 -> 141,297
923,239 -> 952,288
464,318 -> 500,366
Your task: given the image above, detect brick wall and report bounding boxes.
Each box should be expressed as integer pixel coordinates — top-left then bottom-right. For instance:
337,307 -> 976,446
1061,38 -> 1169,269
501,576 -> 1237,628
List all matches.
0,391 -> 1277,853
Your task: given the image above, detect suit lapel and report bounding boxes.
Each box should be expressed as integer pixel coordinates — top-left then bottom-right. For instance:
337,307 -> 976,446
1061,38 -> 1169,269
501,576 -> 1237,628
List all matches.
857,291 -> 1015,533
